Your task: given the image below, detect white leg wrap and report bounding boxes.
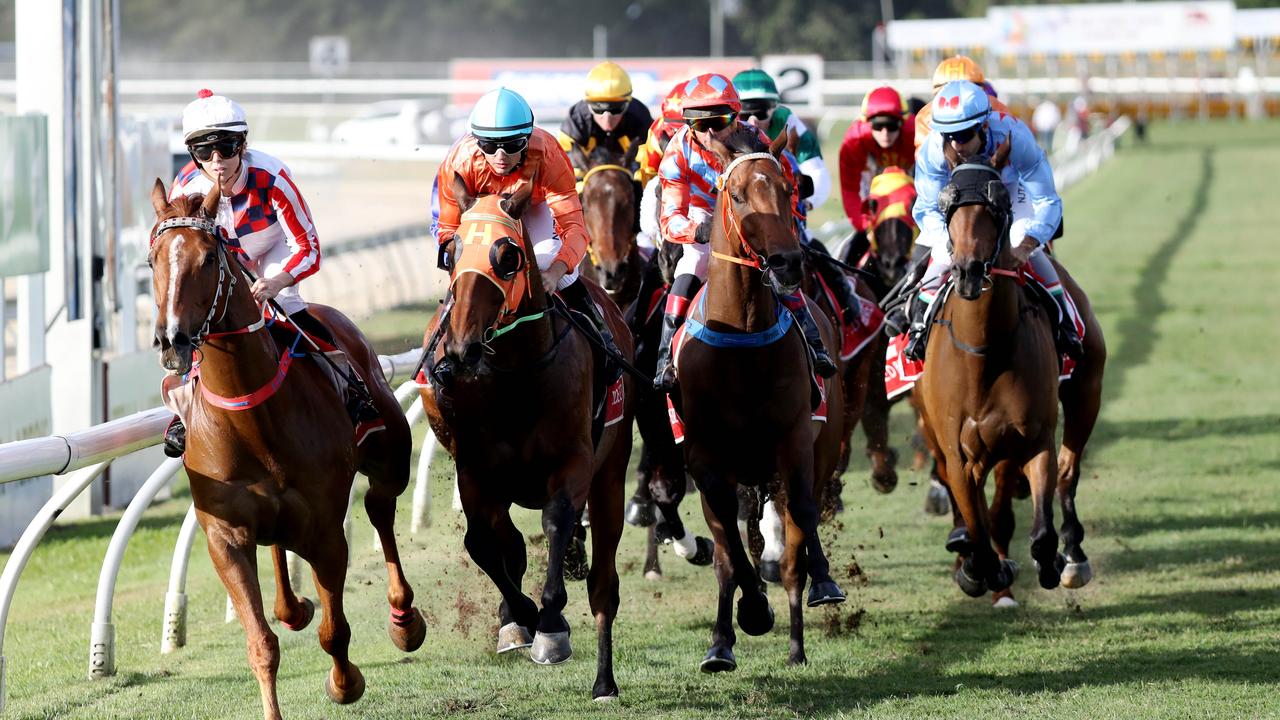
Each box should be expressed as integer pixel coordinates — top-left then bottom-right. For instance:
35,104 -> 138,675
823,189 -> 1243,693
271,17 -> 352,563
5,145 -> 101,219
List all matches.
760,501 -> 785,563
670,529 -> 697,558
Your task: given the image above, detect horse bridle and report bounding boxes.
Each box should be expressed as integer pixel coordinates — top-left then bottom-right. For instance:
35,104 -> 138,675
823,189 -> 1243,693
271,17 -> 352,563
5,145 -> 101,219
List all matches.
152,215 -> 255,347
938,162 -> 1014,283
713,152 -> 787,278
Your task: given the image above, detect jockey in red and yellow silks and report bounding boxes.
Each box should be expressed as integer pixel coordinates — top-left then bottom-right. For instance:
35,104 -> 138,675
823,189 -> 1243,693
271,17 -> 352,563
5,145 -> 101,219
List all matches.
838,85 -> 916,234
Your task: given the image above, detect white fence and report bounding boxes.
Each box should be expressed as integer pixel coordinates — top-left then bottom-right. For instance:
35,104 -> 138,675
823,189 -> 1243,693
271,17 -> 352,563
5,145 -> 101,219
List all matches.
0,349 -> 443,713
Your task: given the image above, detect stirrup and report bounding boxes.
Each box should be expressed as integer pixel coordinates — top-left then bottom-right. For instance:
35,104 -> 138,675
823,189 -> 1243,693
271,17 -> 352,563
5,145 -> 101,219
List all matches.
653,362 -> 677,393
163,417 -> 186,458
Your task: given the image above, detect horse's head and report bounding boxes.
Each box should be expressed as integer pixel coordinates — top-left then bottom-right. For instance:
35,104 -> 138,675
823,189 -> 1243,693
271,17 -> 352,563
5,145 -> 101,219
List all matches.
580,140 -> 642,293
438,172 -> 537,380
941,139 -> 1013,301
866,168 -> 919,287
148,179 -> 226,375
709,126 -> 803,294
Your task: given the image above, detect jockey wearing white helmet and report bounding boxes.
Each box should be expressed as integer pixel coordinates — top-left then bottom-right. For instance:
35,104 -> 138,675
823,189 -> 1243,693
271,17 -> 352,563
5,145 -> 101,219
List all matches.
162,89 -> 377,457
907,80 -> 1082,361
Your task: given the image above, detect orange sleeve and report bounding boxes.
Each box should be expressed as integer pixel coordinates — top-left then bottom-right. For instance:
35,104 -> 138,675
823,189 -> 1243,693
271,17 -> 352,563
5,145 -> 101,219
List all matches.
537,135 -> 591,270
435,154 -> 463,242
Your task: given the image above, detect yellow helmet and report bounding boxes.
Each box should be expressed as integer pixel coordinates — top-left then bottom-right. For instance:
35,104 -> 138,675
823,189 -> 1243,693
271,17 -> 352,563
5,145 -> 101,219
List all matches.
931,55 -> 985,91
584,61 -> 633,102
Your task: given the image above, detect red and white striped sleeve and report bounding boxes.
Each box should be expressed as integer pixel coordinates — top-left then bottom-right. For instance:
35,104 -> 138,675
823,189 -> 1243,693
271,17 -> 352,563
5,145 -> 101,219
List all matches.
270,170 -> 321,281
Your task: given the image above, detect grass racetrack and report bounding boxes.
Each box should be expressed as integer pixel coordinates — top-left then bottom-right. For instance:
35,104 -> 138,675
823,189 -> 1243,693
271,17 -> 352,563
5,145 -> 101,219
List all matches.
3,120 -> 1279,719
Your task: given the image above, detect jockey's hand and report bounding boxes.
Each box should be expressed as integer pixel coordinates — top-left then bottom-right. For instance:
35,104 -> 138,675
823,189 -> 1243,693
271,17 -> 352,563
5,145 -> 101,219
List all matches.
1010,239 -> 1040,266
251,272 -> 293,304
542,260 -> 569,293
694,220 -> 713,245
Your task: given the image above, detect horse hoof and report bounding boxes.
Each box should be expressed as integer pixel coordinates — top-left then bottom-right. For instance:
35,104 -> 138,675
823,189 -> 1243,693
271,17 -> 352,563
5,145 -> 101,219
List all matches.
565,537 -> 590,582
699,645 -> 737,673
1034,552 -> 1066,590
496,622 -> 534,654
945,527 -> 972,555
688,537 -> 715,566
992,590 -> 1019,609
625,498 -> 657,527
736,595 -> 775,636
758,560 -> 782,584
806,580 -> 847,607
954,565 -> 987,597
644,570 -> 663,581
325,665 -> 365,705
1061,560 -> 1093,589
593,693 -> 620,703
1002,559 -> 1020,582
281,596 -> 315,632
388,607 -> 427,652
924,481 -> 950,516
870,468 -> 898,494
530,630 -> 573,665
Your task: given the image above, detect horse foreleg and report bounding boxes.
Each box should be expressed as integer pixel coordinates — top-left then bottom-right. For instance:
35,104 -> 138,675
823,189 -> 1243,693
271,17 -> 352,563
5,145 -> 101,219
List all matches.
698,470 -> 773,636
778,504 -> 809,666
651,451 -> 712,569
695,489 -> 742,672
1058,377 -> 1102,589
532,485 -> 580,665
309,537 -> 364,705
989,461 -> 1020,608
205,529 -> 282,720
861,350 -> 899,494
460,496 -> 538,652
269,545 -> 314,632
942,455 -> 1002,597
365,483 -> 427,652
626,442 -> 658,528
779,438 -> 845,607
586,455 -> 625,700
758,501 -> 785,584
1025,446 -> 1063,590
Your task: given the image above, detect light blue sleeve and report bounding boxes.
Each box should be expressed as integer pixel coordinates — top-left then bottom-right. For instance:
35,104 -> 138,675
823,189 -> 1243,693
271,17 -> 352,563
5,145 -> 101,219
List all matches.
912,135 -> 950,247
429,174 -> 441,240
1007,119 -> 1061,244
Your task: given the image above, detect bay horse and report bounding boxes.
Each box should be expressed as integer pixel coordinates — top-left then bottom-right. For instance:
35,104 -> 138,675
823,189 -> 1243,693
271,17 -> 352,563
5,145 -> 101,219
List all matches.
915,140 -> 1104,600
148,181 -> 425,720
572,141 -> 644,307
419,178 -> 633,700
673,127 -> 846,671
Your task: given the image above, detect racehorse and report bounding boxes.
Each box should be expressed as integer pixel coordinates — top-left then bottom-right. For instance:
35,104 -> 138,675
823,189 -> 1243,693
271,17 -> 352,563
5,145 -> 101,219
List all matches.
571,141 -> 644,307
148,181 -> 425,720
419,178 -> 633,700
672,126 -> 846,671
915,140 -> 1104,600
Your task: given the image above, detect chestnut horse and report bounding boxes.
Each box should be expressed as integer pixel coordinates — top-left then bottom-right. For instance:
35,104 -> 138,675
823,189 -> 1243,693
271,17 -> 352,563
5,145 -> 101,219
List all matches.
916,141 -> 1104,600
419,179 -> 633,700
148,182 -> 425,720
673,127 -> 846,672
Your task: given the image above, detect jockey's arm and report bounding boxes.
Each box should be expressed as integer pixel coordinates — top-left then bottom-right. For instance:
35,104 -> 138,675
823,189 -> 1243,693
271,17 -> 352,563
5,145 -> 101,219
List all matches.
270,171 -> 321,283
657,147 -> 701,245
910,139 -> 950,252
434,165 -> 463,244
791,122 -> 831,208
541,144 -> 592,271
1009,121 -> 1063,247
838,128 -> 871,231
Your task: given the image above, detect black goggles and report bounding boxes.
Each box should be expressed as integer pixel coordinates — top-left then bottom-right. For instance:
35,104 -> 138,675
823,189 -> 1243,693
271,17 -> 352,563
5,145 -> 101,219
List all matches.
942,126 -> 980,145
189,136 -> 244,162
870,118 -> 903,132
738,105 -> 775,121
687,114 -> 735,133
588,100 -> 629,115
476,135 -> 529,155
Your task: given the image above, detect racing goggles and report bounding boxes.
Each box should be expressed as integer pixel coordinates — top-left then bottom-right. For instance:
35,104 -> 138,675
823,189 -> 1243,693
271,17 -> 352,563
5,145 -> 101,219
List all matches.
738,102 -> 776,121
476,135 -> 530,155
189,136 -> 244,162
941,125 -> 980,145
687,113 -> 735,133
870,117 -> 902,132
589,100 -> 629,115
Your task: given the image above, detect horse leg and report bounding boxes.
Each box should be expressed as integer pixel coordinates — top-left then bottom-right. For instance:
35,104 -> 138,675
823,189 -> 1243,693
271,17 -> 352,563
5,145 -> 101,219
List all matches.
989,461 -> 1020,609
308,537 -> 364,705
695,491 -> 740,672
758,500 -> 784,584
269,545 -> 314,632
461,498 -> 539,652
1026,446 -> 1064,590
779,503 -> 810,666
861,348 -> 899,494
626,442 -> 658,527
586,454 -> 625,700
205,528 -> 282,720
1058,381 -> 1102,589
531,487 -> 578,665
698,470 -> 773,637
779,437 -> 845,607
942,456 -> 1002,597
365,480 -> 427,652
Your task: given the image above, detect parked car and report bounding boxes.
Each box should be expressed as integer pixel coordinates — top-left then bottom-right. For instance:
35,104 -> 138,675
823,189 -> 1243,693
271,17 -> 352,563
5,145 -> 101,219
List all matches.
331,100 -> 437,146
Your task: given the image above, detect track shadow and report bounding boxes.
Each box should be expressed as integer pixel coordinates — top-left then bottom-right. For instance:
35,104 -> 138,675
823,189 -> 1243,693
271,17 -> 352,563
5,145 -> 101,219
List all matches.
1090,412 -> 1280,452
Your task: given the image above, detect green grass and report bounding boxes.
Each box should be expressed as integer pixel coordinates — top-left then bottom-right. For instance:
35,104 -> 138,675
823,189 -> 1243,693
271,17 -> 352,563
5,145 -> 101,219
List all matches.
3,120 -> 1280,719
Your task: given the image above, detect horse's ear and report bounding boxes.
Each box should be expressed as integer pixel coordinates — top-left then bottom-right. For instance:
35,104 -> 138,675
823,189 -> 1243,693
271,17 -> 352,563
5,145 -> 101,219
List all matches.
151,178 -> 170,217
769,129 -> 787,159
450,171 -> 476,213
502,182 -> 534,220
200,185 -> 220,218
991,137 -> 1013,170
942,139 -> 961,170
623,136 -> 643,168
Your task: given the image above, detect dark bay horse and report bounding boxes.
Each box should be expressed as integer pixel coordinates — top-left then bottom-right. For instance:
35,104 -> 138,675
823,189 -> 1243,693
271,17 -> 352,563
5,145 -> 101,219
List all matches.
573,142 -> 643,306
915,141 -> 1104,601
673,127 -> 846,671
419,179 -> 633,700
148,181 -> 425,720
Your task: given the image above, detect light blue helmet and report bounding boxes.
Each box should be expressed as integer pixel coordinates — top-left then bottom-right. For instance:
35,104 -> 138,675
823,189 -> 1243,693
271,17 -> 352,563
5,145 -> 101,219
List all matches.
468,88 -> 535,139
931,80 -> 990,134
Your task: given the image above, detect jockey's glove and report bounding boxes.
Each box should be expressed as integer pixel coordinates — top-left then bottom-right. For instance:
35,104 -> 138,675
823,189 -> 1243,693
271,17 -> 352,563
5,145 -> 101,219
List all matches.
694,219 -> 713,245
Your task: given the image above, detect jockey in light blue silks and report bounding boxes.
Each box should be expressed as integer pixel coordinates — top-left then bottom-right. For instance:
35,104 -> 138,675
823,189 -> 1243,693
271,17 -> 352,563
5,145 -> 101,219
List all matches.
906,80 -> 1083,361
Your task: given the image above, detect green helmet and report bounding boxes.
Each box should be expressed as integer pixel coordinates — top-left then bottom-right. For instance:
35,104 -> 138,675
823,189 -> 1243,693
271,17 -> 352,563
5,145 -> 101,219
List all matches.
732,69 -> 779,102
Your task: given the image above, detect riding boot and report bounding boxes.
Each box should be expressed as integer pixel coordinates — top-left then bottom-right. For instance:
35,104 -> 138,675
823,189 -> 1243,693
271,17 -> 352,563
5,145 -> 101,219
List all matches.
1053,294 -> 1085,360
324,350 -> 381,425
903,294 -> 932,362
560,278 -> 623,383
162,416 -> 186,458
786,295 -> 838,378
652,276 -> 700,392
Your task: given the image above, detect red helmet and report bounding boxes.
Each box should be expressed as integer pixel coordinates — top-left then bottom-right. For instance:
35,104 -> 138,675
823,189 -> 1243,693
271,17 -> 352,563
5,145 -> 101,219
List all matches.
679,73 -> 741,116
660,83 -> 687,125
861,86 -> 905,121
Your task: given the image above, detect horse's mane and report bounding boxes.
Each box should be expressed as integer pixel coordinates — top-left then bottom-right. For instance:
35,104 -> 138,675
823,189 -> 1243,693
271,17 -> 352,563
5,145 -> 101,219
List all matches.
163,192 -> 206,219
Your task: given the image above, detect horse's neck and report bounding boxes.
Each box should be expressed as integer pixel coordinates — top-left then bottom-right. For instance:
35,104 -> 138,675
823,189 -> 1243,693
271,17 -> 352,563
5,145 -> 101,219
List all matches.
196,287 -> 281,396
706,226 -> 776,333
947,275 -> 1022,352
491,290 -> 555,367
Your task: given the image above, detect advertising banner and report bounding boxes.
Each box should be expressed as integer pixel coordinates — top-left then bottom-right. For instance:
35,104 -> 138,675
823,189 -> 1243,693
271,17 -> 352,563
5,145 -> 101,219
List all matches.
988,2 -> 1235,55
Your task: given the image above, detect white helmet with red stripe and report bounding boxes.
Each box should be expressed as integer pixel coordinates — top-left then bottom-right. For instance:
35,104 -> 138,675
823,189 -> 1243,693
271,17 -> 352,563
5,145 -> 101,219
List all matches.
182,89 -> 248,143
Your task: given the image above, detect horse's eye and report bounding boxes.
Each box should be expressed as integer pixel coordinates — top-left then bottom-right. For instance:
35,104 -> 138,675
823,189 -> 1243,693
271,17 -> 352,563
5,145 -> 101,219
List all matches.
203,252 -> 217,266
729,191 -> 745,204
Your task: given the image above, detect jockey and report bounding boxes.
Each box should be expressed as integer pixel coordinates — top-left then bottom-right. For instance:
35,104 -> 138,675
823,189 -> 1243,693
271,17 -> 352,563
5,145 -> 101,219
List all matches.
438,87 -> 622,362
914,55 -> 1014,151
908,80 -> 1083,361
651,73 -> 837,392
838,85 -> 916,234
731,68 -> 831,211
558,61 -> 653,227
635,83 -> 688,249
162,89 -> 375,457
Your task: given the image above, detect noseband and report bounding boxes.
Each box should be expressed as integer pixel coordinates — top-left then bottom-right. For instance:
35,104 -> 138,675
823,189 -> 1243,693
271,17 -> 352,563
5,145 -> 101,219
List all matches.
713,152 -> 787,279
153,216 -> 258,346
